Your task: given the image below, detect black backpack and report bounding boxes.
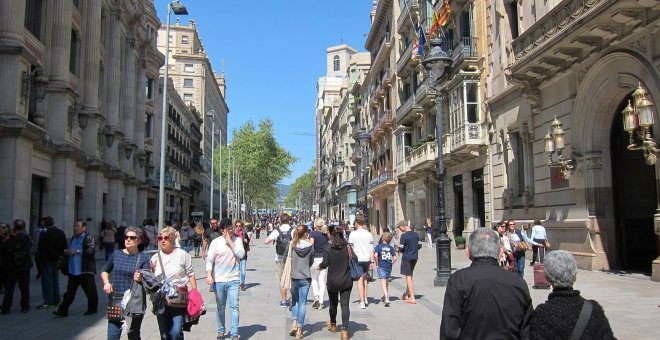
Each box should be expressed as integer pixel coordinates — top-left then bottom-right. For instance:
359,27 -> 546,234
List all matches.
275,227 -> 292,256
10,237 -> 32,270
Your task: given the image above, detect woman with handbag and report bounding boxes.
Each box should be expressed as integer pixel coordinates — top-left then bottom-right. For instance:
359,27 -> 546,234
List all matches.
318,225 -> 352,340
151,227 -> 197,340
101,227 -> 151,340
287,224 -> 314,339
507,220 -> 541,278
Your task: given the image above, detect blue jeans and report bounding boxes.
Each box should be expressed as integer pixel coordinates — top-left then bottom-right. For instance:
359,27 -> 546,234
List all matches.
104,242 -> 115,262
291,278 -> 311,326
156,306 -> 187,340
108,315 -> 144,340
514,252 -> 526,278
181,239 -> 191,253
214,280 -> 240,337
239,259 -> 247,285
40,262 -> 60,305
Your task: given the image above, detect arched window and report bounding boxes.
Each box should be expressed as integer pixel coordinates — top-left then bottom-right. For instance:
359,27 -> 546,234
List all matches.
333,55 -> 340,71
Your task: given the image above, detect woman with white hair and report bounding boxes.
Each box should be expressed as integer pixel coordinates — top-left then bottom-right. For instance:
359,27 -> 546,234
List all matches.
309,217 -> 328,309
530,250 -> 615,339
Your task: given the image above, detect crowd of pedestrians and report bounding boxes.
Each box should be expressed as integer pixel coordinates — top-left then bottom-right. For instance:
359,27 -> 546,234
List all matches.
0,213 -> 617,339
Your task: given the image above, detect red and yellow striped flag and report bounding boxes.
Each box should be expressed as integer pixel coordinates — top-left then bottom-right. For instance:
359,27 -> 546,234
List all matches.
430,0 -> 451,37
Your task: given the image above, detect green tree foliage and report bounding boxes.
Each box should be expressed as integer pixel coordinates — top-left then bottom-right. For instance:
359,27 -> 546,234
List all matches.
215,118 -> 297,210
284,166 -> 316,210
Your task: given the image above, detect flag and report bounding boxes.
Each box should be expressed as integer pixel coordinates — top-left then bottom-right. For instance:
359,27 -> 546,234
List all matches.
411,25 -> 426,61
430,0 -> 451,37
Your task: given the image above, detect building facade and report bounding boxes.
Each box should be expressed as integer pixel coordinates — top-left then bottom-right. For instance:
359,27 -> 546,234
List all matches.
0,0 -> 164,235
157,19 -> 228,219
487,0 -> 660,280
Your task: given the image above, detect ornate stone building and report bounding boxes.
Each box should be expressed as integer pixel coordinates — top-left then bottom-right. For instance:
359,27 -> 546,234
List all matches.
487,0 -> 660,280
157,19 -> 228,218
0,0 -> 164,235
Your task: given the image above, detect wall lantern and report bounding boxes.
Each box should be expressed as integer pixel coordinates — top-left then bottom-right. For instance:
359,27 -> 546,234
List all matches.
544,116 -> 575,179
622,83 -> 659,165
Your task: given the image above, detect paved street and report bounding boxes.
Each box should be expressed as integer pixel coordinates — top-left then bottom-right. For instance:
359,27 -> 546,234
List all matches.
1,237 -> 659,339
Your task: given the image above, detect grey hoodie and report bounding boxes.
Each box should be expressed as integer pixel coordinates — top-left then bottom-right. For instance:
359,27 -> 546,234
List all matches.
290,240 -> 314,280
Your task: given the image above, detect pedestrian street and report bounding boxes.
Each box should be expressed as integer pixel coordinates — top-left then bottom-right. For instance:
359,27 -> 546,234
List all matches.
1,236 -> 659,339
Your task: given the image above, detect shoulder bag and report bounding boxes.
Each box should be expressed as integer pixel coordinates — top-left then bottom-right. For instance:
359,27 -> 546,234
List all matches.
569,300 -> 593,340
513,230 -> 531,251
347,246 -> 361,281
157,251 -> 189,308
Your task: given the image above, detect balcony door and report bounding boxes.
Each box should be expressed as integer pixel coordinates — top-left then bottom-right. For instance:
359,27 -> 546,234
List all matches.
453,175 -> 464,236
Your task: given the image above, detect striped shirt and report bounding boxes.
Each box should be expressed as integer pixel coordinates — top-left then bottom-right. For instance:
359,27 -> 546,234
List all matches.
102,249 -> 150,294
205,236 -> 245,283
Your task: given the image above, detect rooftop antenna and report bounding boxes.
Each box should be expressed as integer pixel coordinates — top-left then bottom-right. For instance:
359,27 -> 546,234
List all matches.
221,58 -> 225,76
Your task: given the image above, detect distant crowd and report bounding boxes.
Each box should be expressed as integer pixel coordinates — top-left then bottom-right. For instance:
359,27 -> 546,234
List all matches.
0,214 -> 616,339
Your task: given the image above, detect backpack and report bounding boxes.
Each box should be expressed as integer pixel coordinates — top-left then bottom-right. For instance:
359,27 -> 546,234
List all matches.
275,227 -> 292,256
10,237 -> 32,270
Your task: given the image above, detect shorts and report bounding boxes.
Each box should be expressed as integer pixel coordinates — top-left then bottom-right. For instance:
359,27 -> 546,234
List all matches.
377,267 -> 392,280
275,261 -> 285,281
400,259 -> 417,276
358,261 -> 370,277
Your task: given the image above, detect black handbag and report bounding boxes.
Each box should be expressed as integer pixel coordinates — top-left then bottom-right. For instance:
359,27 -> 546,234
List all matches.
106,293 -> 124,322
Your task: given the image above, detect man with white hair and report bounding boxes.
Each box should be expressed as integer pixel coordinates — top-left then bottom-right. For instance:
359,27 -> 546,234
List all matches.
440,227 -> 533,339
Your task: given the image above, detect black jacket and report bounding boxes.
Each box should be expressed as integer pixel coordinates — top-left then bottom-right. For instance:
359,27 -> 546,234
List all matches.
61,232 -> 97,275
0,233 -> 33,272
440,257 -> 533,340
319,243 -> 352,292
36,226 -> 67,263
530,288 -> 615,339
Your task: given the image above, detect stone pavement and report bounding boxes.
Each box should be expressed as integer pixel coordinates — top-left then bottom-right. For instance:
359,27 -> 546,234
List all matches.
1,237 -> 659,339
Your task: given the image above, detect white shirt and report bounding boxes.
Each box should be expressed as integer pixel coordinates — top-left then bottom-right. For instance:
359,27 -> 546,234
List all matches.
150,248 -> 194,287
348,228 -> 373,262
267,224 -> 294,262
205,236 -> 245,283
530,224 -> 547,240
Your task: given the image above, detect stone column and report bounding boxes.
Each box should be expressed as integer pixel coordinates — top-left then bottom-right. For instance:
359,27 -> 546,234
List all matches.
83,167 -> 104,234
0,0 -> 26,117
122,37 -> 136,142
103,7 -> 121,167
52,154 -> 76,236
135,56 -> 146,181
0,135 -> 32,223
136,186 -> 148,225
107,173 -> 122,224
47,0 -> 73,142
123,182 -> 136,225
80,0 -> 102,156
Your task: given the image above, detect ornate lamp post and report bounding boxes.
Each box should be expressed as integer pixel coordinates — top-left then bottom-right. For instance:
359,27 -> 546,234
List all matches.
544,117 -> 575,179
356,127 -> 371,228
158,0 -> 187,234
422,36 -> 453,286
334,156 -> 345,221
207,110 -> 221,219
621,83 -> 659,165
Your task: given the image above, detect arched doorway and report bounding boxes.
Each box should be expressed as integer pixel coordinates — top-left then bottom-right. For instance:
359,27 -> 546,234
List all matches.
610,96 -> 658,273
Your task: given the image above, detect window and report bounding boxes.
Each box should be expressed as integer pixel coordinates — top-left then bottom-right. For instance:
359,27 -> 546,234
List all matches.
508,1 -> 519,39
145,78 -> 153,99
24,0 -> 43,39
509,129 -> 534,197
465,82 -> 479,123
184,64 -> 193,72
145,113 -> 153,138
69,30 -> 78,74
168,34 -> 173,43
460,10 -> 471,38
333,55 -> 340,72
181,35 -> 189,44
183,93 -> 193,103
183,78 -> 193,88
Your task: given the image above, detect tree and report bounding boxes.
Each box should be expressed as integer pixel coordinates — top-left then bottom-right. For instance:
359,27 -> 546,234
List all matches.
215,118 -> 297,215
284,166 -> 316,216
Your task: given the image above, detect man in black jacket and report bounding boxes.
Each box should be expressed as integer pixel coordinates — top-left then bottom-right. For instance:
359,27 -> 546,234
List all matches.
53,221 -> 98,316
440,227 -> 533,339
0,219 -> 33,314
35,216 -> 67,309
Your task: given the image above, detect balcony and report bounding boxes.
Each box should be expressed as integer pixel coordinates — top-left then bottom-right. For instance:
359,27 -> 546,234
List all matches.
395,94 -> 422,124
442,123 -> 485,167
368,169 -> 395,196
369,109 -> 394,140
382,69 -> 392,88
397,0 -> 419,31
372,35 -> 392,72
396,42 -> 415,76
414,79 -> 437,108
450,37 -> 479,69
398,141 -> 438,182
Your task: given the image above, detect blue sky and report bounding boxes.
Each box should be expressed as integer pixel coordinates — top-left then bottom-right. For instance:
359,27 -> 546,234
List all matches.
155,0 -> 374,184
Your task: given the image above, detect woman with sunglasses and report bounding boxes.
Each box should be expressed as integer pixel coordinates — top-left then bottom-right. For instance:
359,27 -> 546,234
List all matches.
151,227 -> 197,340
101,227 -> 151,340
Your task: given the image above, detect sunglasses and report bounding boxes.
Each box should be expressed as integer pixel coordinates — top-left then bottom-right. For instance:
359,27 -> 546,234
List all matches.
125,235 -> 138,241
157,236 -> 170,241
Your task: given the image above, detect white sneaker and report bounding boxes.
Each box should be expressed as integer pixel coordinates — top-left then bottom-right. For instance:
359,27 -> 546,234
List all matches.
364,299 -> 369,307
359,302 -> 366,309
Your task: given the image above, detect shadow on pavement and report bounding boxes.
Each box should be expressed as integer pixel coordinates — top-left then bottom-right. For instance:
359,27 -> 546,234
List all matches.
304,320 -> 329,337
238,324 -> 267,339
243,283 -> 260,289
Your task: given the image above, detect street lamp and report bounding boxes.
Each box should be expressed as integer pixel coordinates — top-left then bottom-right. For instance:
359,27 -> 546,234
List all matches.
621,83 -> 659,165
207,109 -> 221,219
334,155 -> 345,221
422,35 -> 453,286
544,117 -> 575,179
159,0 -> 188,235
356,127 -> 371,228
